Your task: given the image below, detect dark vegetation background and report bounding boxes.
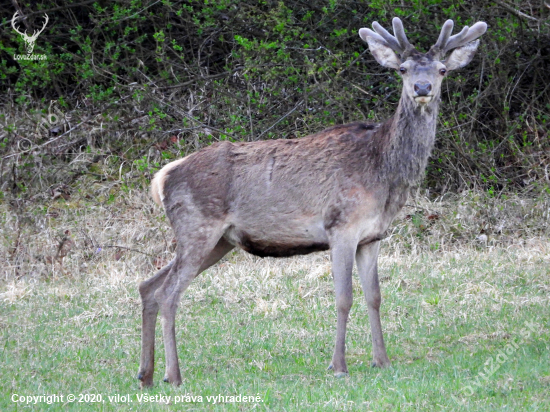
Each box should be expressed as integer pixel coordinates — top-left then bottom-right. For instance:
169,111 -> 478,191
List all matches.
0,0 -> 549,201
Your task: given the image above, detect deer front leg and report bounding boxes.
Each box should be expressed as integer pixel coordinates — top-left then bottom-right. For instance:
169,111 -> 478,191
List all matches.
138,259 -> 174,388
356,241 -> 390,368
328,241 -> 355,377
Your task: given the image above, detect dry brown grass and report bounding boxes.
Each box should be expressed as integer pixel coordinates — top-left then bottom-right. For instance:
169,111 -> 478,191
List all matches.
1,187 -> 548,302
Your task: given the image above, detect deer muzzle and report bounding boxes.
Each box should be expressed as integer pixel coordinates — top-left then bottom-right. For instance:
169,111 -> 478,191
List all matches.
414,81 -> 433,104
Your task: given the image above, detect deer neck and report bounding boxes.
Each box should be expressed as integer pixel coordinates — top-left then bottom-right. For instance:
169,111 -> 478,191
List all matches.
380,93 -> 439,188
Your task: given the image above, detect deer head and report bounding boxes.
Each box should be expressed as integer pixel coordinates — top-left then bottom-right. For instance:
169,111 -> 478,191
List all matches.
11,11 -> 49,55
359,18 -> 487,107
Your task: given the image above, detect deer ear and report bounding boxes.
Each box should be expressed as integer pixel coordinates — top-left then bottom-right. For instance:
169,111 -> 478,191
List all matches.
444,40 -> 480,71
359,28 -> 402,70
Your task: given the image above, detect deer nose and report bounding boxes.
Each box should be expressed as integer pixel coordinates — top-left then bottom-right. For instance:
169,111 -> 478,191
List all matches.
414,82 -> 432,96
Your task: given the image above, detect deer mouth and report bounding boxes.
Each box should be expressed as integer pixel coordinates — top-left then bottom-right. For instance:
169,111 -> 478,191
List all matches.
414,95 -> 433,104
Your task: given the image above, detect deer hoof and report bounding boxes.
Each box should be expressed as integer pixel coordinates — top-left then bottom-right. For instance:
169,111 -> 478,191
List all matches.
163,375 -> 182,386
138,372 -> 154,388
371,359 -> 391,368
328,363 -> 348,377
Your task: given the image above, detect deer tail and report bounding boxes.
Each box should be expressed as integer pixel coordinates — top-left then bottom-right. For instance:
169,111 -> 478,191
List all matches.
150,158 -> 186,207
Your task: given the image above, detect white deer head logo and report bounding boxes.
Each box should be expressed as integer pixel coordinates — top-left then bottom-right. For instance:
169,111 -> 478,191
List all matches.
11,11 -> 49,55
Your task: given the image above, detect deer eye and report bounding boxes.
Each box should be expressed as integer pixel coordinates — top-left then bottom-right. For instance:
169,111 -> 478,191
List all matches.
399,67 -> 407,74
439,68 -> 447,76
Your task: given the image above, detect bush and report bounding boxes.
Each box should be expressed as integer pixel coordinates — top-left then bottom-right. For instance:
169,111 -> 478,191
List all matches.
0,0 -> 549,198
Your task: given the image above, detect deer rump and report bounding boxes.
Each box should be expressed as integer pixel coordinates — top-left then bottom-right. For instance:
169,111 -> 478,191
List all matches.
153,121 -> 392,258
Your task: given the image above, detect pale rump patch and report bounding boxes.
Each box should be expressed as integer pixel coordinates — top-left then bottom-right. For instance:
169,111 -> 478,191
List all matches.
150,158 -> 187,206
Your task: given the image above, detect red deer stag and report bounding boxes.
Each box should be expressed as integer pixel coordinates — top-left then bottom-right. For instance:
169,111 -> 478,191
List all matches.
138,17 -> 487,387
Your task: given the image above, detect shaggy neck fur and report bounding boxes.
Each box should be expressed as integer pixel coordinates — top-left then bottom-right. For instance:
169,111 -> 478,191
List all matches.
379,91 -> 439,188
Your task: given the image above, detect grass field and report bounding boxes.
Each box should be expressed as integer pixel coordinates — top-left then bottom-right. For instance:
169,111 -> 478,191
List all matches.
1,191 -> 549,411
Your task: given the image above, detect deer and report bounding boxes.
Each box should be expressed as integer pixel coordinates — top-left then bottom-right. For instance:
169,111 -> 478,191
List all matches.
11,11 -> 49,55
137,17 -> 487,387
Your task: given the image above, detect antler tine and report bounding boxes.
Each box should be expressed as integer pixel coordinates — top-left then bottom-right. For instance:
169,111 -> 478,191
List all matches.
392,18 -> 413,55
11,11 -> 26,36
35,14 -> 49,37
442,25 -> 469,52
371,21 -> 403,53
27,13 -> 49,40
430,21 -> 488,58
444,21 -> 487,52
432,20 -> 455,51
369,18 -> 415,58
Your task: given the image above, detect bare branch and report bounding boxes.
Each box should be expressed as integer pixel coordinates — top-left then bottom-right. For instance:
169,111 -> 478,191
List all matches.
495,0 -> 542,23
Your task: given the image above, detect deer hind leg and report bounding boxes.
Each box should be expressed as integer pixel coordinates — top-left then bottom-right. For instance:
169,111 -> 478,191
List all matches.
328,240 -> 356,377
155,227 -> 233,386
356,241 -> 390,368
198,237 -> 234,273
138,259 -> 174,388
137,237 -> 233,388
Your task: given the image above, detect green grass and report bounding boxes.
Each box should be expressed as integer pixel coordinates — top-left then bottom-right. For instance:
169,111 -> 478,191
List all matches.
1,244 -> 549,411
